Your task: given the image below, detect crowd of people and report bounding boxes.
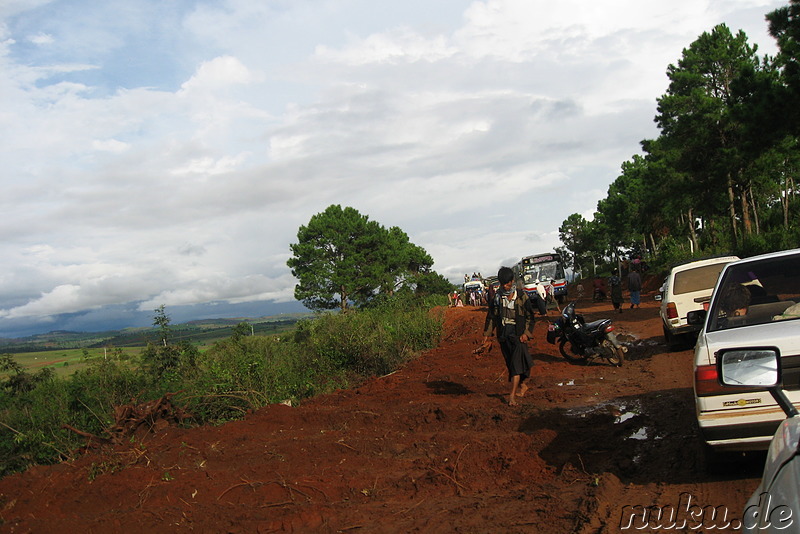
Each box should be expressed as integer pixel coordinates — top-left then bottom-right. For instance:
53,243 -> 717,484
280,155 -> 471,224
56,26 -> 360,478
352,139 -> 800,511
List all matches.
449,272 -> 491,308
464,272 -> 483,283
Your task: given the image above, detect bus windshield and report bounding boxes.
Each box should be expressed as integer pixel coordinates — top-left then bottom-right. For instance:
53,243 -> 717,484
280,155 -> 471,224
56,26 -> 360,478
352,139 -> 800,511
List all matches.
522,262 -> 562,282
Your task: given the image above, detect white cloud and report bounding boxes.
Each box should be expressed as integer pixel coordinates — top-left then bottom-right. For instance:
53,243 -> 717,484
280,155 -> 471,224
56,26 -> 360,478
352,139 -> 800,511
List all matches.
27,31 -> 53,45
178,55 -> 260,94
314,27 -> 458,65
0,0 -> 788,334
0,0 -> 52,18
170,153 -> 250,176
92,138 -> 129,153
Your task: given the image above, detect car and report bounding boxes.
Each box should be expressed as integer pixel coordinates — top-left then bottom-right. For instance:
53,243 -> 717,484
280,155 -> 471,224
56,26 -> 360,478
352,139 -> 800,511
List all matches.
659,255 -> 740,349
691,248 -> 800,466
718,350 -> 799,532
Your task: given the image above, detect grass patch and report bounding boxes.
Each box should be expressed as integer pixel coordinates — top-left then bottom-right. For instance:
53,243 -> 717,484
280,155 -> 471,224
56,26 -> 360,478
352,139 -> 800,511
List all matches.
0,348 -> 143,378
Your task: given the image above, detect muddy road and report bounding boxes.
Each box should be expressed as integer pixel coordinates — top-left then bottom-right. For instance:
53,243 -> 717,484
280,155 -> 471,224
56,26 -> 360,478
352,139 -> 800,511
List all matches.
0,293 -> 765,533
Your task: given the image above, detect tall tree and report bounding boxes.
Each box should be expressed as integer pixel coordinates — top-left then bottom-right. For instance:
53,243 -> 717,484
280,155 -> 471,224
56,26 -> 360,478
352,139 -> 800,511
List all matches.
413,271 -> 455,296
640,139 -> 710,253
558,213 -> 607,275
559,12 -> 799,263
595,157 -> 650,256
767,0 -> 800,134
558,213 -> 589,273
383,226 -> 434,293
655,24 -> 761,246
287,205 -> 435,311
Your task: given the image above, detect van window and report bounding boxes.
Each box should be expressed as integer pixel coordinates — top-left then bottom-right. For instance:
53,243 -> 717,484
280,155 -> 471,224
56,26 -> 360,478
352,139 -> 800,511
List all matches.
673,264 -> 728,295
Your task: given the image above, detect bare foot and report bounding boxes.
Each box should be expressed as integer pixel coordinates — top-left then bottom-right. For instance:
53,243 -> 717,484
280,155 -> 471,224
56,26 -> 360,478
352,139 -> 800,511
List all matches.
518,384 -> 528,398
508,398 -> 518,406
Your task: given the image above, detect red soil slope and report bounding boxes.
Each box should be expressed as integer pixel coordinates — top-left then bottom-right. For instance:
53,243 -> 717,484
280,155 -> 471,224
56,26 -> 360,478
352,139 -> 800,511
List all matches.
0,289 -> 763,533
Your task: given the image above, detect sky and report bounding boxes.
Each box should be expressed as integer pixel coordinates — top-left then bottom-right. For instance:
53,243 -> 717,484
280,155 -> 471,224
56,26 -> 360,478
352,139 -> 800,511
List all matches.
0,0 -> 788,337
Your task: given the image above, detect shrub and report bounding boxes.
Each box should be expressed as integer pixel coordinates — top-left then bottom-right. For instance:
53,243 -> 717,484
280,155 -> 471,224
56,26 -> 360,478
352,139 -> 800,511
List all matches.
0,378 -> 77,475
0,353 -> 151,475
181,296 -> 443,423
182,336 -> 323,423
304,296 -> 442,376
0,297 -> 446,473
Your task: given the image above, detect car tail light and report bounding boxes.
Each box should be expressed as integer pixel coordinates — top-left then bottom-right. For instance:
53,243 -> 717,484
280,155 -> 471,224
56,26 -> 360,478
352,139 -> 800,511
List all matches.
666,302 -> 678,320
695,364 -> 724,396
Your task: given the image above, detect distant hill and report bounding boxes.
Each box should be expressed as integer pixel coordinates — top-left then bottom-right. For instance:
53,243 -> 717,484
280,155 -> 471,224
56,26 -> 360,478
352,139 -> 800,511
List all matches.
0,313 -> 313,353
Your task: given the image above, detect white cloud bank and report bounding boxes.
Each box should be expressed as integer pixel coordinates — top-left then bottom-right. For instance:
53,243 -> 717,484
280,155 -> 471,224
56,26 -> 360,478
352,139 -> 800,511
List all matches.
0,0 -> 786,334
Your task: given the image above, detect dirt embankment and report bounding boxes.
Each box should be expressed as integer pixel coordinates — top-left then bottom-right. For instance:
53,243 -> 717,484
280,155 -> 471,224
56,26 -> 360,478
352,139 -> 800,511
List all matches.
0,289 -> 764,533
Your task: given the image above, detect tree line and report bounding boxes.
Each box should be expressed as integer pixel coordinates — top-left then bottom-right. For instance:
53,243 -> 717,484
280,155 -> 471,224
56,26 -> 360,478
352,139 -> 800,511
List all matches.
558,2 -> 800,274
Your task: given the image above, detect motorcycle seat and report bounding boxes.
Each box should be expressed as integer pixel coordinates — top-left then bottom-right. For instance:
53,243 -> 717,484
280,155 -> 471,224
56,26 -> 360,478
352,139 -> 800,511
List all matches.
584,319 -> 610,331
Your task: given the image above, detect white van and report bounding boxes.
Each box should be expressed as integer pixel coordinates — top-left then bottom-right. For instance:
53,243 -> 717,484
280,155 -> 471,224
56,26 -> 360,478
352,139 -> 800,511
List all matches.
658,255 -> 739,349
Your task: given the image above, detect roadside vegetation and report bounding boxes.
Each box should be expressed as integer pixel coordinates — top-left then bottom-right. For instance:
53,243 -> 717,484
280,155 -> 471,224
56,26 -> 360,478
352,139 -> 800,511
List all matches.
0,294 -> 446,477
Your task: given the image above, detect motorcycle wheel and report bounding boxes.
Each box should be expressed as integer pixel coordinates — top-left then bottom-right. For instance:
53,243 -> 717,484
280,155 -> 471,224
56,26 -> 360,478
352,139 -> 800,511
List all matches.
558,338 -> 585,363
607,346 -> 624,367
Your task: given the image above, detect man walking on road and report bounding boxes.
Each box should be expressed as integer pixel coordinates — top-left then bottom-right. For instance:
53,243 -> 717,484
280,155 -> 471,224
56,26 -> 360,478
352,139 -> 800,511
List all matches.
479,266 -> 536,406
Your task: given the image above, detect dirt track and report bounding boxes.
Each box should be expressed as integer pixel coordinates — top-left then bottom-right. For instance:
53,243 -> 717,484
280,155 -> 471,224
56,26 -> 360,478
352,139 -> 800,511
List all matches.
0,291 -> 766,533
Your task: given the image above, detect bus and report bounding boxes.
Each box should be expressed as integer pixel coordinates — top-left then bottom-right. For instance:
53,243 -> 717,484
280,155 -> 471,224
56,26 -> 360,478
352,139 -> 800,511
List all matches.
515,253 -> 568,304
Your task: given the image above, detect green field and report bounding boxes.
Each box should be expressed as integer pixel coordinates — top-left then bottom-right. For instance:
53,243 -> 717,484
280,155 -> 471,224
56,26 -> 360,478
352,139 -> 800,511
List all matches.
0,347 -> 143,377
0,313 -> 309,376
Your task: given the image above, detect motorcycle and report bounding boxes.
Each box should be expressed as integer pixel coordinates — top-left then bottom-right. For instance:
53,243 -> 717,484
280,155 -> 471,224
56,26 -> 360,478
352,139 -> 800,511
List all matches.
546,300 -> 626,366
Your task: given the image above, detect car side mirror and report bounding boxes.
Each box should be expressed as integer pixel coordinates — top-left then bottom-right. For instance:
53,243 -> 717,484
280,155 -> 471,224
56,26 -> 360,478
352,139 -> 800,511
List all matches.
686,310 -> 706,325
718,349 -> 779,387
718,348 -> 798,418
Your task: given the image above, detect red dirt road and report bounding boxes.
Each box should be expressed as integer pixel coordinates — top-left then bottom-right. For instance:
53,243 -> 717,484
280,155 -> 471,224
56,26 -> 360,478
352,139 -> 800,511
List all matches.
0,292 -> 765,533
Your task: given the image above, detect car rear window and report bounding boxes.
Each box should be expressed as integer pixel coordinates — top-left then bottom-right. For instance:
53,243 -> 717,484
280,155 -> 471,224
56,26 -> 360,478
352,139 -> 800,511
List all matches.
673,263 -> 728,295
708,253 -> 800,332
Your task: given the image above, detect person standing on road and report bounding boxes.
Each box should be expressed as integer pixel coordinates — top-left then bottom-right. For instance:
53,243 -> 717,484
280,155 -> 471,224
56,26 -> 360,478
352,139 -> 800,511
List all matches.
486,281 -> 497,311
628,266 -> 642,309
609,269 -> 623,313
479,266 -> 536,406
592,276 -> 607,301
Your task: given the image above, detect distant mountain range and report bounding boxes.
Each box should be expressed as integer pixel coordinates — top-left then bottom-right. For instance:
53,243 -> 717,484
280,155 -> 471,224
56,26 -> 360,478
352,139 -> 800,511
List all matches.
0,312 -> 313,353
0,300 -> 310,340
